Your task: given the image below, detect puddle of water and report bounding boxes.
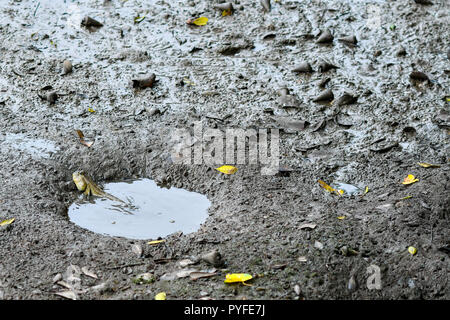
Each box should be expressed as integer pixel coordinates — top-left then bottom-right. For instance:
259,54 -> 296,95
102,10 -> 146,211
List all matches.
1,133 -> 59,159
68,179 -> 211,240
333,182 -> 362,195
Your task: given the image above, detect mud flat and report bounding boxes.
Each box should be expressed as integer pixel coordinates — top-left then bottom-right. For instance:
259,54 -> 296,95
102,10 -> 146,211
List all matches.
0,0 -> 448,299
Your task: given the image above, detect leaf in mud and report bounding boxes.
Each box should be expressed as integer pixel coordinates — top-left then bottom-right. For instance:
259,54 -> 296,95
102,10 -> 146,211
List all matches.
134,15 -> 146,24
224,273 -> 253,284
183,78 -> 195,86
190,271 -> 218,280
402,174 -> 419,185
0,218 -> 15,226
155,292 -> 166,300
299,223 -> 317,230
318,180 -> 335,193
417,162 -> 440,168
81,267 -> 98,279
408,246 -> 417,255
55,290 -> 77,300
222,10 -> 232,16
148,239 -> 165,245
216,165 -> 238,175
192,17 -> 208,26
76,130 -> 94,148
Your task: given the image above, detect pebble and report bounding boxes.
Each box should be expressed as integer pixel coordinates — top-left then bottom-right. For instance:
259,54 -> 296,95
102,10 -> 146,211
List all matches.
201,249 -> 224,267
348,275 -> 357,291
313,89 -> 334,102
316,29 -> 333,43
62,60 -> 72,75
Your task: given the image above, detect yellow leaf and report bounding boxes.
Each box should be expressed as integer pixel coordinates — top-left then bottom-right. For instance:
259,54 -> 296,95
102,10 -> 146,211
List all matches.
183,78 -> 195,86
337,216 -> 346,220
318,180 -> 335,193
401,195 -> 412,200
148,240 -> 165,245
402,174 -> 419,185
193,17 -> 208,26
224,273 -> 253,284
337,189 -> 344,195
88,107 -> 95,113
222,10 -> 232,16
155,292 -> 166,300
134,15 -> 146,24
364,186 -> 369,194
0,218 -> 15,226
417,162 -> 440,168
408,246 -> 417,255
216,165 -> 238,175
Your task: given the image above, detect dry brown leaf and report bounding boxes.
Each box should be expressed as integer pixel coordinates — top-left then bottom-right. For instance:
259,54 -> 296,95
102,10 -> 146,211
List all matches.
76,130 -> 94,147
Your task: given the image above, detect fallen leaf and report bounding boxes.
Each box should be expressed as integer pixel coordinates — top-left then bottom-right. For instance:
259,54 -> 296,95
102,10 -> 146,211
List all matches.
81,267 -> 98,279
155,292 -> 166,300
337,216 -> 346,220
88,107 -> 95,113
148,240 -> 165,245
190,271 -> 218,280
178,258 -> 196,267
224,273 -> 253,284
299,223 -> 317,230
216,165 -> 238,175
400,195 -> 412,200
402,174 -> 419,185
364,186 -> 369,194
134,15 -> 146,24
183,78 -> 195,86
188,17 -> 208,26
56,281 -> 73,290
408,246 -> 417,255
55,290 -> 77,300
0,218 -> 15,226
222,10 -> 232,16
417,162 -> 440,168
318,180 -> 335,193
76,130 -> 94,148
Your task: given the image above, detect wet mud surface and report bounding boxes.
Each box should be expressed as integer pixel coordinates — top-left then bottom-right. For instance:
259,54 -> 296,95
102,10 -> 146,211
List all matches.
0,0 -> 449,299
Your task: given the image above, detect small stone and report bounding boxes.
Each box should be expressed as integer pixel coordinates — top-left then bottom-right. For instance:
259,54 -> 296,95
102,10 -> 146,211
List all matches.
131,244 -> 143,257
62,60 -> 72,75
314,241 -> 324,250
316,29 -> 333,43
348,275 -> 357,291
313,89 -> 334,102
201,249 -> 224,267
294,284 -> 301,295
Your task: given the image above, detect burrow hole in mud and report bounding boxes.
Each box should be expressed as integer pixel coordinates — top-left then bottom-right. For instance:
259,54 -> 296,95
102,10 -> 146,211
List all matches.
68,178 -> 211,240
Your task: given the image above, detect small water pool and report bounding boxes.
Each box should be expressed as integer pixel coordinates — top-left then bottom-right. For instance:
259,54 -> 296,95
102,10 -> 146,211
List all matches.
68,179 -> 211,240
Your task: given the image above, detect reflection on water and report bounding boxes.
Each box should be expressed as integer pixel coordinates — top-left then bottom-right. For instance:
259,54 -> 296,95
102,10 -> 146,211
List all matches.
68,179 -> 211,240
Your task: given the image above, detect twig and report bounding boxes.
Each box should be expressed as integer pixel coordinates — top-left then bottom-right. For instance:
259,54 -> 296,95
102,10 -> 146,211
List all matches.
105,262 -> 146,270
33,2 -> 40,17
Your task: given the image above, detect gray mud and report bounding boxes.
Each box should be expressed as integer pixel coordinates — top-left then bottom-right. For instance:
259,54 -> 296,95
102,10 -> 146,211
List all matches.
0,0 -> 449,299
